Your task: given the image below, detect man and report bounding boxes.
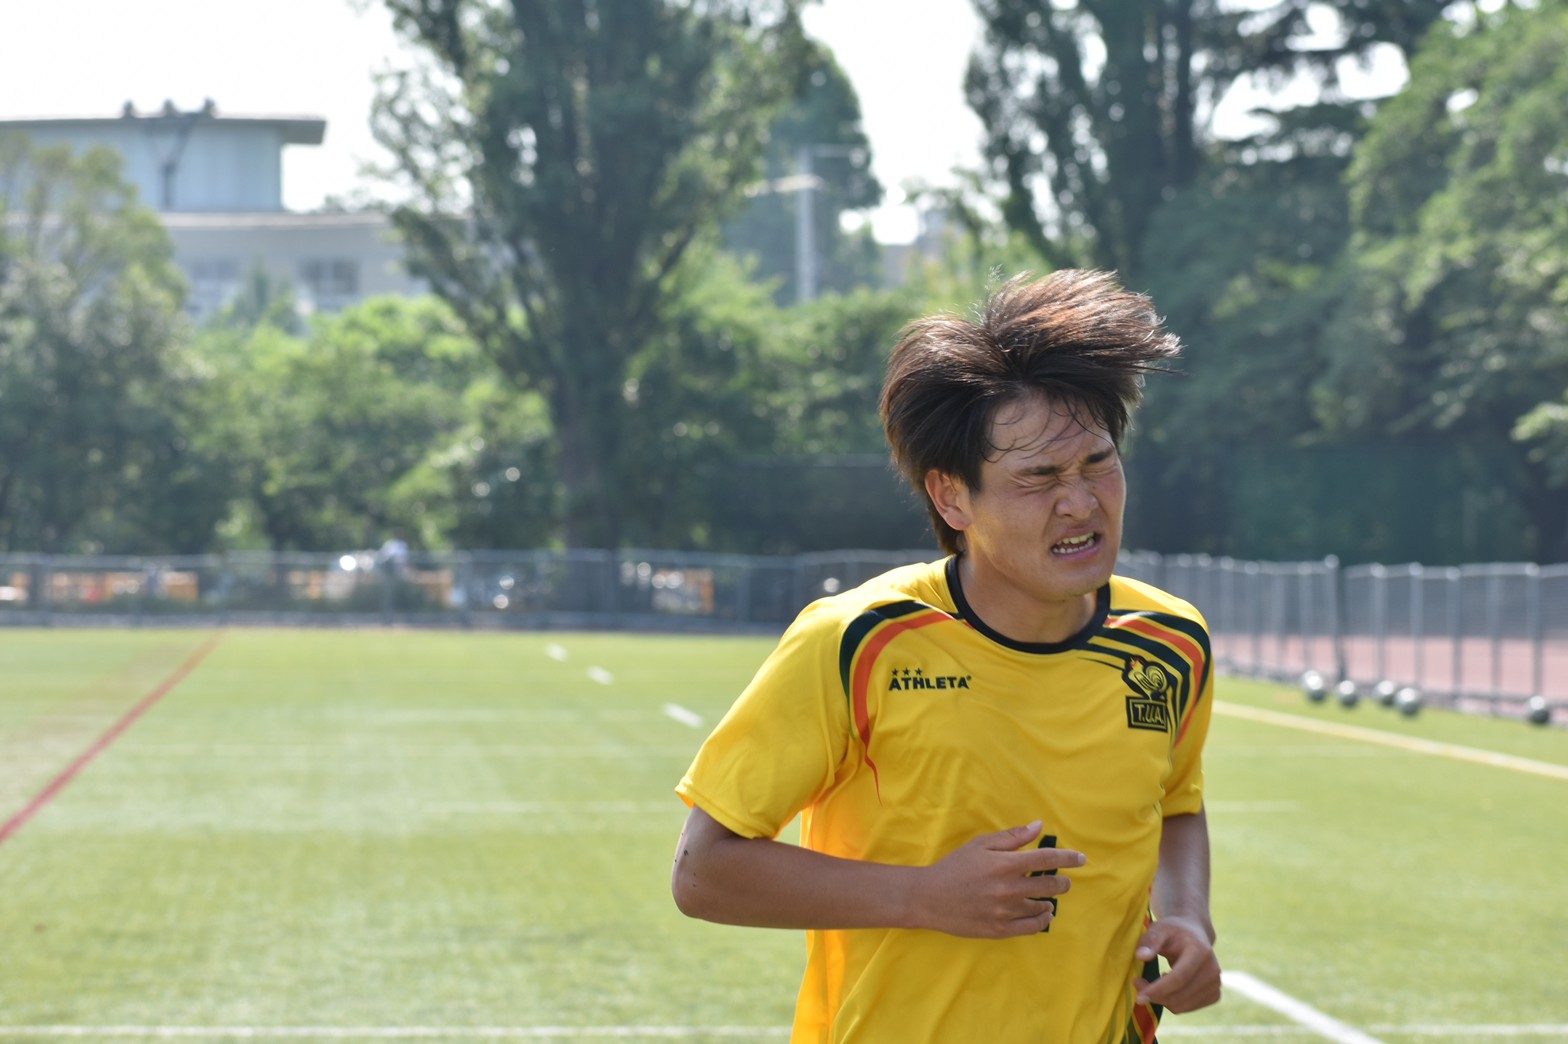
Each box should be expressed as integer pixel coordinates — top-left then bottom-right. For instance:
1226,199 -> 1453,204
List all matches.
672,270 -> 1221,1042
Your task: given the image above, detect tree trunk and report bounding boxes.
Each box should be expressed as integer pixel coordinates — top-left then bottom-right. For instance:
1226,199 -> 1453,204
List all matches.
554,382 -> 623,550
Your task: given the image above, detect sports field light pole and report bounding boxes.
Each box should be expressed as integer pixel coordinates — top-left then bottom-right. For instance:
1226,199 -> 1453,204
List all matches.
795,144 -> 866,304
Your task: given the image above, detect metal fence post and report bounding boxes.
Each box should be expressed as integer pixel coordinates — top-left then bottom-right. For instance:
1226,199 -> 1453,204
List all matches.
1411,564 -> 1424,691
1216,558 -> 1232,673
1245,561 -> 1262,676
1371,563 -> 1387,683
1271,566 -> 1287,675
457,552 -> 473,630
1449,567 -> 1463,701
43,555 -> 55,626
1297,562 -> 1313,676
135,556 -> 147,628
1326,556 -> 1344,683
1488,569 -> 1503,704
606,549 -> 622,625
1527,563 -> 1542,699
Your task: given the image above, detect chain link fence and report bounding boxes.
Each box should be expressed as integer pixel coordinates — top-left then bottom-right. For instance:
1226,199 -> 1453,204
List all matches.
2,548 -> 1561,719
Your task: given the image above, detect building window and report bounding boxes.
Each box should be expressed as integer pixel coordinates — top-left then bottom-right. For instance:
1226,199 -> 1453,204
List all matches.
299,258 -> 360,312
186,258 -> 238,319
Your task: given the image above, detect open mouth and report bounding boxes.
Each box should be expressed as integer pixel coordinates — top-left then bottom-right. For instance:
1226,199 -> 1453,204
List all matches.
1050,533 -> 1099,557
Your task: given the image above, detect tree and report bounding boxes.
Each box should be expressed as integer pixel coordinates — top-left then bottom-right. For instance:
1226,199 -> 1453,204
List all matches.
1126,102 -> 1363,555
963,0 -> 1456,274
396,377 -> 559,551
965,0 -> 1501,562
196,296 -> 484,552
0,134 -> 202,553
373,0 -> 808,548
1515,395 -> 1568,490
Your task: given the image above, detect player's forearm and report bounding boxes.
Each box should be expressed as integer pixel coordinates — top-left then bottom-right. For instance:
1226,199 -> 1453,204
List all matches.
673,815 -> 921,930
1152,809 -> 1215,941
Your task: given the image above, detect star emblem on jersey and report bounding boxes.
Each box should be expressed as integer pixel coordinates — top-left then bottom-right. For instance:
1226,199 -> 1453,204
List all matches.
1122,655 -> 1173,732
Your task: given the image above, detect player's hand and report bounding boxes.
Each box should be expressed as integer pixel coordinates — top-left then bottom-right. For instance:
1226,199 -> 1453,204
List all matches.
1133,915 -> 1221,1013
913,822 -> 1085,939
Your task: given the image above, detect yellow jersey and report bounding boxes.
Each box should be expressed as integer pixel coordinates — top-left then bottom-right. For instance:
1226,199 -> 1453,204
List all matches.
677,556 -> 1213,1043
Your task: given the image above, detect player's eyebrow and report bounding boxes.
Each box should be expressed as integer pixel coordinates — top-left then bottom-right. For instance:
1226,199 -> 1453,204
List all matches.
1017,447 -> 1116,477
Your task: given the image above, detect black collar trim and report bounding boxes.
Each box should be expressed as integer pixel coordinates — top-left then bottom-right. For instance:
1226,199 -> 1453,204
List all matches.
944,555 -> 1110,654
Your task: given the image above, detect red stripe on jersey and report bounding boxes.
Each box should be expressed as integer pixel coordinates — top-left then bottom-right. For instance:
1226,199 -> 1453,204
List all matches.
1132,1002 -> 1159,1043
849,610 -> 949,795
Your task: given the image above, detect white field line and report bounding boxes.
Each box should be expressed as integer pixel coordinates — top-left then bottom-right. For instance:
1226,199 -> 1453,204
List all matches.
1362,1030 -> 1568,1038
662,703 -> 704,728
5,1025 -> 1565,1039
1214,702 -> 1568,781
1204,800 -> 1301,812
1167,1029 -> 1568,1038
425,800 -> 676,814
0,1029 -> 790,1039
1223,971 -> 1385,1044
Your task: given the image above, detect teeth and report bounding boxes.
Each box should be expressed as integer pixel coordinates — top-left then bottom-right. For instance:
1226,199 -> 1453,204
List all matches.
1052,534 -> 1095,554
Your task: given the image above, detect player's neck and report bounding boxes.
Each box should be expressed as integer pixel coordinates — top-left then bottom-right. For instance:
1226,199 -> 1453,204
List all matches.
955,555 -> 1099,646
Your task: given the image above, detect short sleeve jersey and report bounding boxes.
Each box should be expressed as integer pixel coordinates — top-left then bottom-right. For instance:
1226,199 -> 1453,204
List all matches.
676,557 -> 1214,1044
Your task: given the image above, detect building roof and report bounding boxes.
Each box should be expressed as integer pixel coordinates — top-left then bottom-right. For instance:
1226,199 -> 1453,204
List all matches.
0,101 -> 326,145
159,210 -> 392,230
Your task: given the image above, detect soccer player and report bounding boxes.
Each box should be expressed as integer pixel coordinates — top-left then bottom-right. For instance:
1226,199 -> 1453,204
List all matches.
672,270 -> 1221,1042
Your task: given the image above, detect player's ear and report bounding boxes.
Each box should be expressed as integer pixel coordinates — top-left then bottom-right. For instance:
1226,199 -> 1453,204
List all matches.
924,469 -> 972,532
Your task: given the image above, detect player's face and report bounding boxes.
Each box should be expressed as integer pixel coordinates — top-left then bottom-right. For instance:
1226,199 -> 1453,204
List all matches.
927,394 -> 1125,642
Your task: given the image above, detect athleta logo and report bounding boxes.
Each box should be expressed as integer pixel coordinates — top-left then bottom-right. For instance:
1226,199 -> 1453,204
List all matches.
1123,656 -> 1173,732
887,667 -> 972,692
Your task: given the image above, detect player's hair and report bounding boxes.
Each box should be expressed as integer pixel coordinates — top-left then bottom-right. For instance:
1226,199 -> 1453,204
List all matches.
879,269 -> 1181,555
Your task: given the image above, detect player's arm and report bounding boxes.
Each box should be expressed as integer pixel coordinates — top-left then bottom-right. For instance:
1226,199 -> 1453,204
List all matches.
1134,808 -> 1221,1012
672,805 -> 1084,939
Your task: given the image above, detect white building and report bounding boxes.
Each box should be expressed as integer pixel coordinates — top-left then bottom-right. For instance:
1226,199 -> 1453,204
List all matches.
1,101 -> 423,319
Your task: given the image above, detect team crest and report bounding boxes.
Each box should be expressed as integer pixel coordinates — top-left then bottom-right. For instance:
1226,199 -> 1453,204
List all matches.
1123,656 -> 1173,733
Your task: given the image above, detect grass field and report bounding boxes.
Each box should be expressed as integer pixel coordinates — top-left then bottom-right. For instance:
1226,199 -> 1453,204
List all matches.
0,627 -> 1565,1043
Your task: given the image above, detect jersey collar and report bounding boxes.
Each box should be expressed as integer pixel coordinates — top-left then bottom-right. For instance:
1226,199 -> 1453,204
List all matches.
944,555 -> 1110,654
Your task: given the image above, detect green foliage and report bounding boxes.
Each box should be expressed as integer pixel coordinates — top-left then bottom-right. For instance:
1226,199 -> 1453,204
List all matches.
1514,395 -> 1568,487
1113,3 -> 1568,563
1330,2 -> 1568,437
193,296 -> 492,552
1319,0 -> 1568,556
519,246 -> 923,552
1125,436 -> 1536,564
395,379 -> 560,551
964,0 -> 1452,274
762,287 -> 917,456
209,261 -> 305,335
613,247 -> 783,549
1137,103 -> 1362,457
0,134 -> 213,554
374,0 -> 808,548
708,284 -> 931,554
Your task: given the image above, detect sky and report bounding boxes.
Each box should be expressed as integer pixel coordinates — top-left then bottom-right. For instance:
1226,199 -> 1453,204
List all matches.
0,0 -> 985,243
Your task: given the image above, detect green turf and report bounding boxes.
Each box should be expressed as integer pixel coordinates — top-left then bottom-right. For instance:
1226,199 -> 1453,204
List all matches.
0,629 -> 1564,1042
